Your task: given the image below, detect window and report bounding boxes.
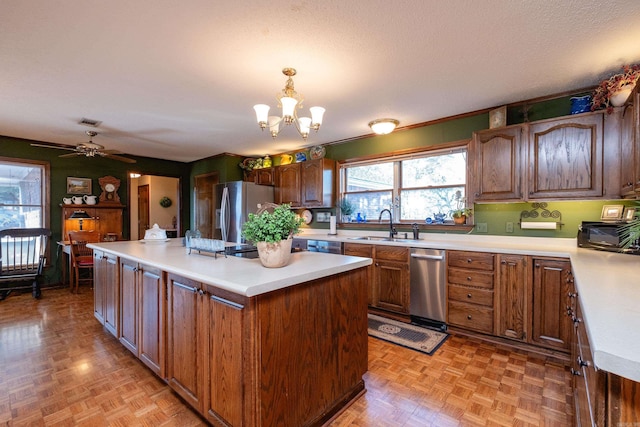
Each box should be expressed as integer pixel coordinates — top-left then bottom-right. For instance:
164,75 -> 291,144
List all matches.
339,145 -> 467,223
0,158 -> 49,230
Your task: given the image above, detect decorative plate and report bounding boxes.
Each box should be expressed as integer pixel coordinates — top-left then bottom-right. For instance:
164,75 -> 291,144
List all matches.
301,209 -> 313,224
309,145 -> 326,160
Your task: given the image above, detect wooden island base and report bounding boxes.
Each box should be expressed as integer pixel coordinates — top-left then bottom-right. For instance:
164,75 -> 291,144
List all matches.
92,245 -> 370,427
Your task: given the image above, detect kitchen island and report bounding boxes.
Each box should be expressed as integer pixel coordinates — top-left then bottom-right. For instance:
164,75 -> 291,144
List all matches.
88,239 -> 372,427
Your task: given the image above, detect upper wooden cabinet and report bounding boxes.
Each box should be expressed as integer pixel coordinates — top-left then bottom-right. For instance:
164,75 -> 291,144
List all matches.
254,167 -> 275,186
62,205 -> 125,241
275,158 -> 335,208
528,114 -> 603,199
471,111 -> 615,202
620,86 -> 640,197
472,125 -> 525,201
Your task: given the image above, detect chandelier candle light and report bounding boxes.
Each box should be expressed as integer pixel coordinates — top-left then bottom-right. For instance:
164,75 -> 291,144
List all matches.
253,68 -> 325,140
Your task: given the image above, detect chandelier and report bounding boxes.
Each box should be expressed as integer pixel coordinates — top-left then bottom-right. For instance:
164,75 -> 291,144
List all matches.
253,68 -> 325,140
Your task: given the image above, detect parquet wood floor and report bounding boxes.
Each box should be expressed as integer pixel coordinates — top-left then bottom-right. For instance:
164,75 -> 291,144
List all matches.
0,287 -> 573,426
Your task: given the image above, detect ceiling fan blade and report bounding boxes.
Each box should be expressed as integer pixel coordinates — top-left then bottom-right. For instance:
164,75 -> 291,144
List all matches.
102,153 -> 137,163
30,143 -> 78,152
58,152 -> 82,158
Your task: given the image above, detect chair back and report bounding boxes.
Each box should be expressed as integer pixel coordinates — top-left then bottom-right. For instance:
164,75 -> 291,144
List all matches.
68,230 -> 100,259
0,228 -> 51,277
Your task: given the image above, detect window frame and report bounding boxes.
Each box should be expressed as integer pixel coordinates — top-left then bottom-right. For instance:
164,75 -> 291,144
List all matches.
338,141 -> 469,225
0,157 -> 50,231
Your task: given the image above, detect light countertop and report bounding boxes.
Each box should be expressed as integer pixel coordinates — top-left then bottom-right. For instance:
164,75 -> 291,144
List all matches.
295,230 -> 640,383
88,239 -> 371,298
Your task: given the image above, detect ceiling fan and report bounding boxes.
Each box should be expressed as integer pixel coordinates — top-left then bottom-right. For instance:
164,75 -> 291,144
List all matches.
31,131 -> 137,163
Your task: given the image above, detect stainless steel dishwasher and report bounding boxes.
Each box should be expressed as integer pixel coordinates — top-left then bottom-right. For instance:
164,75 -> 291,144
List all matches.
409,248 -> 447,331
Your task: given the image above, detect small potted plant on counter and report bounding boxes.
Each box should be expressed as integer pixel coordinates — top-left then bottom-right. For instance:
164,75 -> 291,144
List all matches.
242,203 -> 304,268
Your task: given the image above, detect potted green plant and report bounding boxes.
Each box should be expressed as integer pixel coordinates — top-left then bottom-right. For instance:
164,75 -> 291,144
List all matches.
620,204 -> 640,252
338,197 -> 355,223
242,203 -> 304,268
450,190 -> 472,224
591,64 -> 640,113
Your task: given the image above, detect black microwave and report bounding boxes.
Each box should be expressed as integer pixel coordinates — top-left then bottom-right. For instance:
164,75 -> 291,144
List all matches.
577,221 -> 640,255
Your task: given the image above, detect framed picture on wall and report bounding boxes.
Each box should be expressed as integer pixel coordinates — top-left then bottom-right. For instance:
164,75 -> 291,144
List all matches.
623,206 -> 637,222
67,177 -> 92,195
600,204 -> 624,221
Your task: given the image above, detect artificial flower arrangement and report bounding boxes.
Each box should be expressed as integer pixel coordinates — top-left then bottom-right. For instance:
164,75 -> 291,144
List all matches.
591,64 -> 640,113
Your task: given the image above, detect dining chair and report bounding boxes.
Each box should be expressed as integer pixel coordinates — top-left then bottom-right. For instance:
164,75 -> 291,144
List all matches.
68,230 -> 100,293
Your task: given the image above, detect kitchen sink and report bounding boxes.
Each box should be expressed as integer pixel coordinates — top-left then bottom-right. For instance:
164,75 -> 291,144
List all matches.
347,236 -> 422,243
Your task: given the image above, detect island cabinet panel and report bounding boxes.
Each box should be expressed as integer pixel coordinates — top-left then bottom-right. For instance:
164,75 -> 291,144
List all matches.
255,267 -> 368,427
93,250 -> 119,337
343,242 -> 374,306
138,265 -> 165,377
496,254 -> 529,342
531,258 -> 572,352
166,273 -> 207,413
528,114 -> 603,199
472,125 -> 524,201
119,259 -> 139,355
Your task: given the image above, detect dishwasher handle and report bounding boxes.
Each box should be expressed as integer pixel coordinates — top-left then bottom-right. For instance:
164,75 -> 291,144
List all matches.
410,253 -> 444,261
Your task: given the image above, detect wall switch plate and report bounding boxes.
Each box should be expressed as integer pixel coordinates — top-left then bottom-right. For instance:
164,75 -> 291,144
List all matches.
506,222 -> 514,233
476,222 -> 488,233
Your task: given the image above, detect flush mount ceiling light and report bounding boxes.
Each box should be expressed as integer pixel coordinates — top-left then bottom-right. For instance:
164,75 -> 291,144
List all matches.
368,118 -> 399,135
253,68 -> 325,141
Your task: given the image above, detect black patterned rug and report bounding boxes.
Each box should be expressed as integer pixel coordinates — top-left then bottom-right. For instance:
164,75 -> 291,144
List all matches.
368,313 -> 448,355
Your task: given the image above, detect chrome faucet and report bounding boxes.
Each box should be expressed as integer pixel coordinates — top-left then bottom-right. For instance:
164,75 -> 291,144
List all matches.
379,209 -> 397,238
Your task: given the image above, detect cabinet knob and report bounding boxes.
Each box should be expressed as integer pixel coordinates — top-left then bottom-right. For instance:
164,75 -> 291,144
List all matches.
501,260 -> 507,265
467,276 -> 472,281
567,292 -> 577,298
578,356 -> 590,368
467,293 -> 472,299
375,262 -> 379,267
467,315 -> 472,320
466,258 -> 472,263
570,368 -> 582,377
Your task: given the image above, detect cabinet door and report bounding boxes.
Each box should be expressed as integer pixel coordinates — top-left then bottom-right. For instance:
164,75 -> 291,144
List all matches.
139,265 -> 165,377
344,243 -> 374,306
635,90 -> 640,193
254,168 -> 275,185
497,254 -> 528,341
528,114 -> 603,199
472,126 -> 524,201
205,293 -> 244,426
93,250 -> 106,324
275,163 -> 301,207
531,258 -> 572,351
119,258 -> 139,355
103,253 -> 119,337
300,158 -> 335,207
374,260 -> 409,314
620,102 -> 636,196
96,208 -> 124,240
166,273 -> 206,412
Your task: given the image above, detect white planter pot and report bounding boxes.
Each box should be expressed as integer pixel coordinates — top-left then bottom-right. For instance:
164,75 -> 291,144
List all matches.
256,238 -> 293,268
610,86 -> 634,107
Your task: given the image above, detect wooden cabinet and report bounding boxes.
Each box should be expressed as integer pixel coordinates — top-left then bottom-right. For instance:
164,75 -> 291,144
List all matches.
531,258 -> 572,352
275,163 -> 301,207
620,86 -> 640,197
62,205 -> 125,241
528,114 -> 604,199
447,250 -> 496,334
344,243 -> 409,319
119,258 -> 139,355
166,273 -> 207,412
93,249 -> 119,337
472,125 -> 524,201
274,158 -> 336,208
470,111 -> 609,202
497,254 -> 528,341
254,167 -> 275,185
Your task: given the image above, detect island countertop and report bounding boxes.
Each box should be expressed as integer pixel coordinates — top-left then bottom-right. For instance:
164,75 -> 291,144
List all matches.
88,239 -> 372,297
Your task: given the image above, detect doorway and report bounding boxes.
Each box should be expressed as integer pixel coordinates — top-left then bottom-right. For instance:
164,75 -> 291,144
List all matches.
194,172 -> 219,238
129,174 -> 181,240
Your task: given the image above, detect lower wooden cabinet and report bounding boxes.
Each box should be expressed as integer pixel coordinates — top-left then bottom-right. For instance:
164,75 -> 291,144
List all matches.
93,249 -> 119,337
497,254 -> 528,341
344,243 -> 409,319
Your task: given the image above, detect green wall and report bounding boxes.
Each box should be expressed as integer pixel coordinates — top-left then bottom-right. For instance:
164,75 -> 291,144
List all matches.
1,136 -> 191,285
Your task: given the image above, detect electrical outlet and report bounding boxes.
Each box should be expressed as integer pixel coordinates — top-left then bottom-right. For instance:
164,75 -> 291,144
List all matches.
506,222 -> 514,233
476,222 -> 488,233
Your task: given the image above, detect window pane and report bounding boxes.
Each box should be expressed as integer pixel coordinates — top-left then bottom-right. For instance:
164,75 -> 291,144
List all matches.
344,191 -> 392,222
0,162 -> 45,229
346,163 -> 393,191
400,186 -> 465,221
402,152 -> 466,188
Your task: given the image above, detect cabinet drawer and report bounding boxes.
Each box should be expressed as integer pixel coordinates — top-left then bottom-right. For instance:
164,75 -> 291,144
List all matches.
448,300 -> 494,333
374,245 -> 409,262
343,243 -> 373,258
448,251 -> 495,271
448,284 -> 493,307
448,268 -> 494,289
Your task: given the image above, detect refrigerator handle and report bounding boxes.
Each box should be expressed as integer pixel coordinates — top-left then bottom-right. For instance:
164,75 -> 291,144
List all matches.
221,186 -> 230,242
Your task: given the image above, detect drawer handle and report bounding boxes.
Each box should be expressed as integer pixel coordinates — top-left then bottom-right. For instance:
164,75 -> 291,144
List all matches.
467,315 -> 472,320
467,293 -> 472,298
570,368 -> 582,377
578,356 -> 590,368
466,258 -> 472,263
467,276 -> 472,281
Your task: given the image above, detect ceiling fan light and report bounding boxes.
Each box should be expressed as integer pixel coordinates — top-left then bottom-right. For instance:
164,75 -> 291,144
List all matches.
369,118 -> 399,135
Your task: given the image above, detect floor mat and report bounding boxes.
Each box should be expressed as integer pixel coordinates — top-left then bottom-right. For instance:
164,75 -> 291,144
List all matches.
368,313 -> 448,355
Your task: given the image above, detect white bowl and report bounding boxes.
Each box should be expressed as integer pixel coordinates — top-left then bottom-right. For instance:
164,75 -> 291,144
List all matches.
144,224 -> 167,240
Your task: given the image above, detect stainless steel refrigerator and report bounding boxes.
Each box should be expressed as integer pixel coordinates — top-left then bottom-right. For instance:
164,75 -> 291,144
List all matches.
213,181 -> 274,244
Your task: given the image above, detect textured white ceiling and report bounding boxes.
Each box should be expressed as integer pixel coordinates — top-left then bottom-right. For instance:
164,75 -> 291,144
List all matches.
1,0 -> 640,162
